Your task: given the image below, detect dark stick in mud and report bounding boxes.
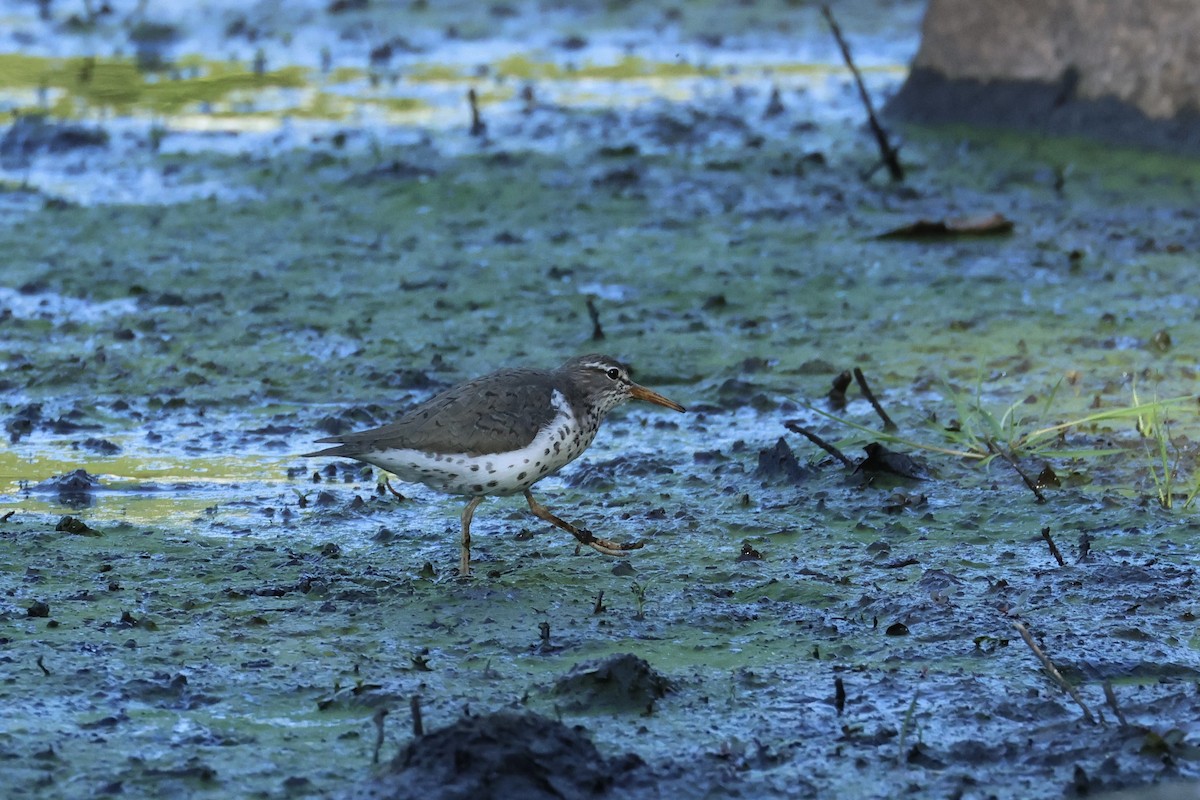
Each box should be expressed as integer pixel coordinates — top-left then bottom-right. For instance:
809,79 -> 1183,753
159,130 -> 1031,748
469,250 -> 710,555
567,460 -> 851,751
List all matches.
586,297 -> 605,340
986,439 -> 1047,503
896,690 -> 921,760
1040,526 -> 1065,566
373,708 -> 390,764
852,368 -> 896,431
1103,680 -> 1129,727
1012,621 -> 1096,724
468,88 -> 486,137
784,420 -> 854,468
834,676 -> 846,715
828,370 -> 852,409
820,5 -> 904,182
1077,532 -> 1092,562
410,696 -> 423,737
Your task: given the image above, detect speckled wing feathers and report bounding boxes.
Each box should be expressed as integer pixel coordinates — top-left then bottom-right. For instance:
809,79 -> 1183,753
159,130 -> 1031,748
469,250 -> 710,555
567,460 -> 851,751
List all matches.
303,368 -> 562,458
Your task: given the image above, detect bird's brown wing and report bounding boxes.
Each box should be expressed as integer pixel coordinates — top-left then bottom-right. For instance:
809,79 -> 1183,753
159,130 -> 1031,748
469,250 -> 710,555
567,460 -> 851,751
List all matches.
303,369 -> 561,458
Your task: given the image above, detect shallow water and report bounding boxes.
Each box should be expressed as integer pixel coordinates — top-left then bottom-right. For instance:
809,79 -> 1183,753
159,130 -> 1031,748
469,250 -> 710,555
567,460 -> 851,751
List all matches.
2,1 -> 1200,798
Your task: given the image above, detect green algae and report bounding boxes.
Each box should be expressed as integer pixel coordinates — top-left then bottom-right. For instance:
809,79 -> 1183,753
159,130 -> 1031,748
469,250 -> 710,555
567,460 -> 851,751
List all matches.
492,53 -> 720,82
0,53 -> 307,119
0,48 -> 895,130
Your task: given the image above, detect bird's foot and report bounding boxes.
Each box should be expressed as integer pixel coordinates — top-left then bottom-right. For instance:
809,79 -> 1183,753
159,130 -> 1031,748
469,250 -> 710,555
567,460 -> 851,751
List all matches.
380,478 -> 409,501
572,526 -> 645,557
523,489 -> 643,558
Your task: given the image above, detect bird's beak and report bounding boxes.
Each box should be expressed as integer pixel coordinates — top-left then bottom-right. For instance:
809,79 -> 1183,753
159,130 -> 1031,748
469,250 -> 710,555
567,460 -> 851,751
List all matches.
629,383 -> 686,412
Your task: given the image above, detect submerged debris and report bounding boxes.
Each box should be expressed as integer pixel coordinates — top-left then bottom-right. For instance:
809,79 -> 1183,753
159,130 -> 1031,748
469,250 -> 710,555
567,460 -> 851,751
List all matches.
855,443 -> 927,480
34,469 -> 103,506
55,515 -> 99,536
877,212 -> 1014,239
0,114 -> 108,163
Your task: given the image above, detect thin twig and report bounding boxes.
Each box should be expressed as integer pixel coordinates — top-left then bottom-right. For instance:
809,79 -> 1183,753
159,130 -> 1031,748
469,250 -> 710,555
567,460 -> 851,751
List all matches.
784,420 -> 854,469
468,88 -> 486,137
852,368 -> 897,431
585,297 -> 605,340
1012,621 -> 1096,724
834,676 -> 846,716
1103,680 -> 1129,727
896,689 -> 921,762
821,5 -> 904,182
1040,526 -> 1065,566
985,439 -> 1047,503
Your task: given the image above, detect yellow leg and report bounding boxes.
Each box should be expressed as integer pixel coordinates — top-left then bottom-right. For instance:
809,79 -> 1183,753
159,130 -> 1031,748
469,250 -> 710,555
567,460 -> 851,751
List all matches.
460,496 -> 484,577
523,490 -> 644,556
382,477 -> 408,501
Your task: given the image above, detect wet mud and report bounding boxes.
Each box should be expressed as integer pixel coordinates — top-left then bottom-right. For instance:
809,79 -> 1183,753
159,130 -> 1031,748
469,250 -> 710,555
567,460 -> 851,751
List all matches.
2,1 -> 1199,798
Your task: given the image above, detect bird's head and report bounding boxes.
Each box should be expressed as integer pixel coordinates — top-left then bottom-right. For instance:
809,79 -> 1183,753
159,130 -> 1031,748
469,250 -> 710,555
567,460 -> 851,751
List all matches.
560,354 -> 686,418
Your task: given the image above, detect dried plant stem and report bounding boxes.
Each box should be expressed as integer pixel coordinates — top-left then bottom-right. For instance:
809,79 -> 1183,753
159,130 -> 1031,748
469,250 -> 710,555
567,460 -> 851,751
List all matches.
1040,526 -> 1065,566
1013,621 -> 1095,724
821,6 -> 904,181
853,368 -> 897,431
986,439 -> 1046,503
785,421 -> 854,468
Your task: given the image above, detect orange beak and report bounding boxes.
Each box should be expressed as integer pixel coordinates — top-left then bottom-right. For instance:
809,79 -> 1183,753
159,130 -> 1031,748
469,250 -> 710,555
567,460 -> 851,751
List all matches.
629,383 -> 686,412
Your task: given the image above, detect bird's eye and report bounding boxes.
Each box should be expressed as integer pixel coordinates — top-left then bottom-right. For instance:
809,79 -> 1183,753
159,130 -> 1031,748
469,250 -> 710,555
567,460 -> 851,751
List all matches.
606,368 -> 621,380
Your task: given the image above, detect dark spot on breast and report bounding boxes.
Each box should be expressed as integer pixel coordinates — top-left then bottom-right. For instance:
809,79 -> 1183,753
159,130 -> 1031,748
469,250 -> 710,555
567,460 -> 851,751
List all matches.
487,480 -> 498,487
471,465 -> 479,472
472,484 -> 484,492
517,471 -> 527,480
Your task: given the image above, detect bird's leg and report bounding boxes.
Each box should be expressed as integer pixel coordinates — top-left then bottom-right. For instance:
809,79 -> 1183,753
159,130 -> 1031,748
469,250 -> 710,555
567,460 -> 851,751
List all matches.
460,495 -> 484,577
381,477 -> 409,502
523,490 -> 644,556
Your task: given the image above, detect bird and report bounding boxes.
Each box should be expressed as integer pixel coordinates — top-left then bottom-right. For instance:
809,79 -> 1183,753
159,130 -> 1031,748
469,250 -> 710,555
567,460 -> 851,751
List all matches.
302,354 -> 686,576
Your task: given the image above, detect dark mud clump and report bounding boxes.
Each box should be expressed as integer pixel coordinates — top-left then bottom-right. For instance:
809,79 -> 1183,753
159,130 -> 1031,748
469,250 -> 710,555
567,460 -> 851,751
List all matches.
0,114 -> 109,164
343,710 -> 642,800
552,653 -> 673,714
54,515 -> 99,535
34,469 -> 103,506
5,403 -> 42,442
754,437 -> 813,484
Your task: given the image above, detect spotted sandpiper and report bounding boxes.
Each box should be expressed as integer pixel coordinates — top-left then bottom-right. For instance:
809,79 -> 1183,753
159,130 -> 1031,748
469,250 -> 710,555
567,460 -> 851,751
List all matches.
302,354 -> 686,576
